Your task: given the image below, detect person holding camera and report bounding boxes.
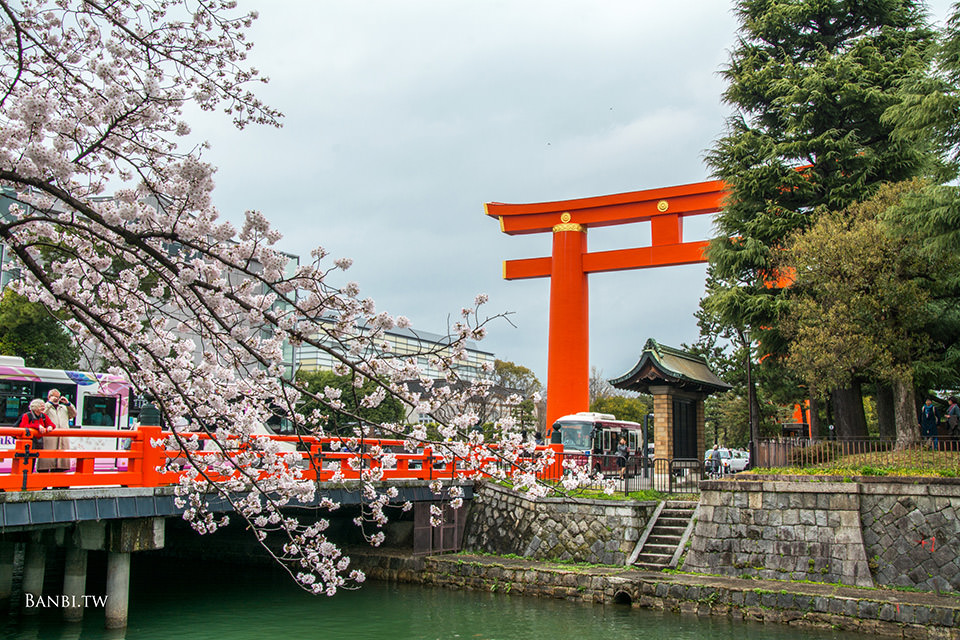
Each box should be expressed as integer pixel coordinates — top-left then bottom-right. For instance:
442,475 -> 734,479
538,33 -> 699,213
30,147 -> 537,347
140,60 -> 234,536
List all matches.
43,389 -> 76,471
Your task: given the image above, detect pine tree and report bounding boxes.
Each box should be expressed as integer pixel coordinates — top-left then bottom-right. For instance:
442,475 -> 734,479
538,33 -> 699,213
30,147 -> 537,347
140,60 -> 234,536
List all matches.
704,0 -> 937,437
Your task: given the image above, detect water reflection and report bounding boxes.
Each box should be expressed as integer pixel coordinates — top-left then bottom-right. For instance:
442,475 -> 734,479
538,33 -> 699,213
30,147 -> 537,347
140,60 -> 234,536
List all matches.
2,560 -> 870,640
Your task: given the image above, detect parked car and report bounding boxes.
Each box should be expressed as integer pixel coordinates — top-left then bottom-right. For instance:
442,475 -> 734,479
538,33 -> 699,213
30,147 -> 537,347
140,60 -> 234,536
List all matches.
704,447 -> 750,475
704,447 -> 730,475
724,449 -> 750,473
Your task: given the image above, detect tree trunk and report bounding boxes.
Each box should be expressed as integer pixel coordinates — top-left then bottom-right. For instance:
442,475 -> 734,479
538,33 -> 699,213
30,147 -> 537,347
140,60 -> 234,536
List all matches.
808,387 -> 820,439
831,381 -> 868,438
875,382 -> 896,439
893,379 -> 919,450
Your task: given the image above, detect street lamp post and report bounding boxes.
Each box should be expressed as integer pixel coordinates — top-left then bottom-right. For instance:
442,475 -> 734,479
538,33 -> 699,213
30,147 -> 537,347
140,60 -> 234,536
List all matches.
745,330 -> 758,469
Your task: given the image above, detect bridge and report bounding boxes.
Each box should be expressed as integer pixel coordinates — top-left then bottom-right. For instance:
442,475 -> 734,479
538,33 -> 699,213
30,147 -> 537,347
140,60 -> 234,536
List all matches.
0,425 -> 495,629
0,425 -> 510,492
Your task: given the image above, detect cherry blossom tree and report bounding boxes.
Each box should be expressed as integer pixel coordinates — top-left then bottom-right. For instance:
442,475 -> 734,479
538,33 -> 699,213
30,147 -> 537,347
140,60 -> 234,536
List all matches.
0,0 -> 576,595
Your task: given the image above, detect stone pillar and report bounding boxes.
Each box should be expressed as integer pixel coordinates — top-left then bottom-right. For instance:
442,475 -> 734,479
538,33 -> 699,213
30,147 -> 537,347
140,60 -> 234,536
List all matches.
650,387 -> 675,464
63,544 -> 88,622
104,551 -> 130,629
22,539 -> 45,613
0,541 -> 14,608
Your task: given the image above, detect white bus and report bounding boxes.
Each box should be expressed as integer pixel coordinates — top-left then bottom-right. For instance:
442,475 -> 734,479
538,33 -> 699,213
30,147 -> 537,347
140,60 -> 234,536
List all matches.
0,355 -> 132,451
551,411 -> 645,475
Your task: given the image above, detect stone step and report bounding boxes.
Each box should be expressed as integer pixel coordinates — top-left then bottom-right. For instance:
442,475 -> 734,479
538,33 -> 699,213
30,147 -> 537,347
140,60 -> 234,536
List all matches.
650,525 -> 686,537
647,534 -> 682,546
641,544 -> 677,555
630,500 -> 697,570
657,517 -> 691,527
634,555 -> 672,567
635,553 -> 672,564
659,513 -> 694,521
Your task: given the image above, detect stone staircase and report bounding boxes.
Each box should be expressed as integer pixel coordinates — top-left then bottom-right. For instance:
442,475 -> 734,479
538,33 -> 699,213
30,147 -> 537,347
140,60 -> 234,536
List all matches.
630,500 -> 698,571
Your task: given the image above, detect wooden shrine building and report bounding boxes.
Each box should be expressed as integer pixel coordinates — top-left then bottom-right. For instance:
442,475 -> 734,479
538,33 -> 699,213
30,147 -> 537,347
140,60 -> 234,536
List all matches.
610,339 -> 730,464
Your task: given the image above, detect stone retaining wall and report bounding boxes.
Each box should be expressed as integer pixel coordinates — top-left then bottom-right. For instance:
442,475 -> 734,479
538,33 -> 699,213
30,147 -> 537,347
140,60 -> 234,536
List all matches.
682,476 -> 960,592
860,480 -> 960,593
351,552 -> 960,638
461,482 -> 656,565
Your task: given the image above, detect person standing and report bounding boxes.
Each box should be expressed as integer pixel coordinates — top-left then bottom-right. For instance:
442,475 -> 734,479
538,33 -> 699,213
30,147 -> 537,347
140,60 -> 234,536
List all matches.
43,389 -> 76,471
18,399 -> 56,471
946,397 -> 960,438
919,398 -> 940,450
616,437 -> 629,479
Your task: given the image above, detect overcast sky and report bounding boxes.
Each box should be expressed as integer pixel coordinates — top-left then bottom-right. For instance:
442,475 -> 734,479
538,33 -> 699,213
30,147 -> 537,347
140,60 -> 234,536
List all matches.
191,1 -> 958,384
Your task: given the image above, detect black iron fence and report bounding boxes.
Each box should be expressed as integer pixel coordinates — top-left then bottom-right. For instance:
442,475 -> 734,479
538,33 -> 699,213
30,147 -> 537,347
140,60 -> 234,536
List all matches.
756,435 -> 960,470
541,452 -> 707,495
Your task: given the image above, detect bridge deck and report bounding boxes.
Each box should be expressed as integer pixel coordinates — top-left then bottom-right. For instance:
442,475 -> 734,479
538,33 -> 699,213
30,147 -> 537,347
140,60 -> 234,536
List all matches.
0,481 -> 473,532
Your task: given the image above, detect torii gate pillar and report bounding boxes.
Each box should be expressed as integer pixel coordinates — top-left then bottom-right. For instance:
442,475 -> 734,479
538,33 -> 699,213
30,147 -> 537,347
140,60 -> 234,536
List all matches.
486,179 -> 726,430
548,221 -> 590,417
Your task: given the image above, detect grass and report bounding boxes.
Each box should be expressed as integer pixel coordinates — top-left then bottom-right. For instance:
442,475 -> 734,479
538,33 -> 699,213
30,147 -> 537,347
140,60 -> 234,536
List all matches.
750,448 -> 960,478
490,478 -> 696,502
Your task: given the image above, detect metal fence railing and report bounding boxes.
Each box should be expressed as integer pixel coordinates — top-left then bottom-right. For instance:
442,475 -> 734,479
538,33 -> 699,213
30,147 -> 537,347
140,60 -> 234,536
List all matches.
757,436 -> 960,471
543,452 -> 706,495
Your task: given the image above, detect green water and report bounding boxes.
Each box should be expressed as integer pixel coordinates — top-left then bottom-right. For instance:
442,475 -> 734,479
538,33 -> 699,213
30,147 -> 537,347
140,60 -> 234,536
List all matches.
2,558 -> 870,640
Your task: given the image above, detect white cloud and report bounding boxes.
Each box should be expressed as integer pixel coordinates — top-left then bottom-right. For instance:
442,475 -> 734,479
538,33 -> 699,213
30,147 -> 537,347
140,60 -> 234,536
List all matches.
188,0 -> 959,386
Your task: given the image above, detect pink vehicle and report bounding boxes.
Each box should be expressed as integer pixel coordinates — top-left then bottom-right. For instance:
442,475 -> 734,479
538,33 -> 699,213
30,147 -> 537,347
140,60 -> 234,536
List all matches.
0,355 -> 132,462
550,412 -> 645,476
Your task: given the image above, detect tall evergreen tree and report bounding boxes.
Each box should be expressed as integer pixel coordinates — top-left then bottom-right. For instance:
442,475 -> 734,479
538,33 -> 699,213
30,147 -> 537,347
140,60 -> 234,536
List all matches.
780,180 -> 947,447
0,289 -> 80,369
704,0 -> 937,437
883,4 -> 960,394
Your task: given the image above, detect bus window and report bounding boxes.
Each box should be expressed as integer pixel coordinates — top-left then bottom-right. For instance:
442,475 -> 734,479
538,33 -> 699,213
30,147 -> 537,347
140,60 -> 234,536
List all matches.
82,396 -> 118,427
35,383 -> 75,407
0,380 -> 33,425
557,421 -> 593,450
602,429 -> 616,453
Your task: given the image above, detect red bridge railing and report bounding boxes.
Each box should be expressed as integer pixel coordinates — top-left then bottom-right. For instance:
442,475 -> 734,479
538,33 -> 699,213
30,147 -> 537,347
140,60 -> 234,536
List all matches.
0,426 -> 564,492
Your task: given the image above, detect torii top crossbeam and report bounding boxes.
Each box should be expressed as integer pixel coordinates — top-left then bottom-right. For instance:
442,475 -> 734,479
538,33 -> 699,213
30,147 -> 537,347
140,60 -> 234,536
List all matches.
485,178 -> 725,430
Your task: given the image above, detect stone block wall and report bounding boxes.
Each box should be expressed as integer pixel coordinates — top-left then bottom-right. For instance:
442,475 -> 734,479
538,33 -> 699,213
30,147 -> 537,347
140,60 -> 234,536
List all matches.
683,476 -> 960,592
462,482 -> 655,565
682,478 -> 874,587
860,480 -> 960,593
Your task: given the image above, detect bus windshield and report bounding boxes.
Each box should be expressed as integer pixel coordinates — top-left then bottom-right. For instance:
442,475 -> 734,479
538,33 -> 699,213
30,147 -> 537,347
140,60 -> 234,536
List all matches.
559,422 -> 593,451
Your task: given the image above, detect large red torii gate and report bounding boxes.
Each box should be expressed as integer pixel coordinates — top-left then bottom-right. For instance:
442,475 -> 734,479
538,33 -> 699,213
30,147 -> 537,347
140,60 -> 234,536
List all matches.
485,178 -> 726,430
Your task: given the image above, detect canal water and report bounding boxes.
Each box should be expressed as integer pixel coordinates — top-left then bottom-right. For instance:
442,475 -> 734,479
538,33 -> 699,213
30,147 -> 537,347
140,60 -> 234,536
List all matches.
2,556 -> 870,640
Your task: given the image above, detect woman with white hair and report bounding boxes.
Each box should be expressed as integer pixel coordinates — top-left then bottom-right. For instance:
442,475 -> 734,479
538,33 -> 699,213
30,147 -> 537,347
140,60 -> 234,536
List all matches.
18,399 -> 56,471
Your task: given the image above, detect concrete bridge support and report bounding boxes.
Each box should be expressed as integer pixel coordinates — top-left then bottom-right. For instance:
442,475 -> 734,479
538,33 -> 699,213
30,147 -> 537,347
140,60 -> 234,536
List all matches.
0,517 -> 165,627
0,541 -> 14,607
21,537 -> 45,614
62,543 -> 88,622
105,551 -> 130,629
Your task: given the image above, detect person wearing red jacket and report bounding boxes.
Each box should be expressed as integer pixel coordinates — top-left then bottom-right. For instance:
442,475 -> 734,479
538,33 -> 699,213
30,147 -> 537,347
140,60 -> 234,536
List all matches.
18,398 -> 56,471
